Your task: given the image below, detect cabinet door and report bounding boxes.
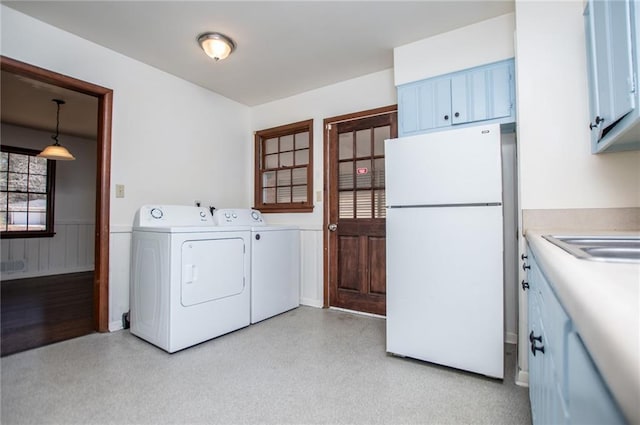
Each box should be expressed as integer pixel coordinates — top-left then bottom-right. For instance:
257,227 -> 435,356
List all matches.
588,0 -> 635,136
398,84 -> 420,136
398,78 -> 451,136
528,296 -> 543,424
451,61 -> 513,125
418,77 -> 452,130
527,252 -> 569,425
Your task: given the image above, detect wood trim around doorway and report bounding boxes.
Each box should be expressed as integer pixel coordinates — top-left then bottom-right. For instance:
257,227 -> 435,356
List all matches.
1,56 -> 113,332
322,104 -> 397,309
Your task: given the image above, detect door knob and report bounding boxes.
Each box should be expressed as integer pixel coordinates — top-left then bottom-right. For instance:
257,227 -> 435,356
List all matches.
328,223 -> 337,232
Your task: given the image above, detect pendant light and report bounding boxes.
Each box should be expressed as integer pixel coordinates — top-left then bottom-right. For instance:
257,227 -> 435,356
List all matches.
198,32 -> 236,61
38,99 -> 75,161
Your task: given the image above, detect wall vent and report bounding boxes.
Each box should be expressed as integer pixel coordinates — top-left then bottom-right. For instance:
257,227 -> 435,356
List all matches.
1,259 -> 27,273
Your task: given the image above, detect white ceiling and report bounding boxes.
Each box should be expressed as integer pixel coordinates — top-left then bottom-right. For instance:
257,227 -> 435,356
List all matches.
3,1 -> 515,107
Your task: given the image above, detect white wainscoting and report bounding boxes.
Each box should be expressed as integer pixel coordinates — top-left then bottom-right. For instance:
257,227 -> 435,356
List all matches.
0,221 -> 95,280
299,229 -> 324,308
109,228 -> 132,331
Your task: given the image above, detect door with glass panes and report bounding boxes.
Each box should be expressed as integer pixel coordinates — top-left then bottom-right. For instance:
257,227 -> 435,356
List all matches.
327,110 -> 397,315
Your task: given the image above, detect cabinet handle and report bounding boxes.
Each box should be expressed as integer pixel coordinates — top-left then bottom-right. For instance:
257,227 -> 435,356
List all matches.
444,115 -> 449,120
529,331 -> 545,356
454,112 -> 460,118
521,254 -> 528,260
529,330 -> 542,343
521,280 -> 529,291
531,341 -> 545,356
523,263 -> 531,271
589,116 -> 605,130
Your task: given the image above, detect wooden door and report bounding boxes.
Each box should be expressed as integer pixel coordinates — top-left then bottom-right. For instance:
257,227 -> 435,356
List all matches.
326,109 -> 397,315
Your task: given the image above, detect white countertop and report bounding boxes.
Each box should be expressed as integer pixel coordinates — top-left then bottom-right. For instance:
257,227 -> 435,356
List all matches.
526,231 -> 640,424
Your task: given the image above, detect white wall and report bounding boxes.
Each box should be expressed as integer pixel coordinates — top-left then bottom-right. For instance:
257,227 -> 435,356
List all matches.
1,5 -> 251,327
1,124 -> 96,279
515,0 -> 640,210
250,69 -> 397,307
394,13 -> 515,86
514,0 -> 640,383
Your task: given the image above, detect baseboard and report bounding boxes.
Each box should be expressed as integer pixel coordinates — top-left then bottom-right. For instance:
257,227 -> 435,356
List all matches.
109,320 -> 123,332
516,369 -> 529,387
505,331 -> 518,344
329,306 -> 386,319
300,297 -> 323,308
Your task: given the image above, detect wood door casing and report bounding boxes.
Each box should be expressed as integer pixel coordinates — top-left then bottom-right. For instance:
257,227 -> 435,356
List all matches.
326,107 -> 397,316
1,56 -> 112,332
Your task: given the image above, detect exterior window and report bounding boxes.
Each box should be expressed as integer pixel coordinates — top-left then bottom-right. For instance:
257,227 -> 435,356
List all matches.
0,146 -> 56,238
254,119 -> 313,213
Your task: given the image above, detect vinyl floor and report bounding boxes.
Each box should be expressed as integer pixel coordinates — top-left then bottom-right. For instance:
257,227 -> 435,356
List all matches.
1,306 -> 531,424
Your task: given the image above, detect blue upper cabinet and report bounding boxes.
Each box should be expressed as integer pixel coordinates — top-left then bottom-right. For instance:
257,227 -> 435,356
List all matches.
585,0 -> 640,153
397,59 -> 515,137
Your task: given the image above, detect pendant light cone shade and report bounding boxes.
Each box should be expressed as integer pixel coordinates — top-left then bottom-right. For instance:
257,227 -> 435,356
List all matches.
38,144 -> 75,161
198,32 -> 236,61
38,99 -> 75,161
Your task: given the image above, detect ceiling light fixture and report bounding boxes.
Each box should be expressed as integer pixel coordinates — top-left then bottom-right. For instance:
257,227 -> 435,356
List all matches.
198,32 -> 236,61
38,99 -> 75,161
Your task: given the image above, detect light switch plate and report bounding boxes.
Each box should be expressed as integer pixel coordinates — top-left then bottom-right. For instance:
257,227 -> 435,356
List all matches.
115,184 -> 125,198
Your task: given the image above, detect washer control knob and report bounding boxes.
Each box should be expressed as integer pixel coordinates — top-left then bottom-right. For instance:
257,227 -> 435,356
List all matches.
232,213 -> 238,218
199,211 -> 206,218
150,208 -> 163,219
225,212 -> 231,219
251,211 -> 260,221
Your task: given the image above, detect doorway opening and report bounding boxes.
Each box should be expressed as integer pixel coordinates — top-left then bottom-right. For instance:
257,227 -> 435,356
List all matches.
323,105 -> 397,316
0,56 -> 112,354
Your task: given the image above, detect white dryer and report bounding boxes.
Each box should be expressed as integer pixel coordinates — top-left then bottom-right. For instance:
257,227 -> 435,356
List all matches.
214,209 -> 300,324
130,205 -> 250,353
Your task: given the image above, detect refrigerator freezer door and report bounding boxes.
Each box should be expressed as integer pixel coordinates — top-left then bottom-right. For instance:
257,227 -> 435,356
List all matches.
386,205 -> 504,378
385,124 -> 502,207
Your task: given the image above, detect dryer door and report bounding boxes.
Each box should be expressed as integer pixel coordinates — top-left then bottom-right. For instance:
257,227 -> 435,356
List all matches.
181,237 -> 246,307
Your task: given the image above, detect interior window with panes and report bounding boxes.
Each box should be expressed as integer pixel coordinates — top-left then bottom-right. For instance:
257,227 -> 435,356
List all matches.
254,119 -> 313,213
0,146 -> 56,238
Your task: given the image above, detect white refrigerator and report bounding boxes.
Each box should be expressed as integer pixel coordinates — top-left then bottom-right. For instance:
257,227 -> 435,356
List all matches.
385,123 -> 504,379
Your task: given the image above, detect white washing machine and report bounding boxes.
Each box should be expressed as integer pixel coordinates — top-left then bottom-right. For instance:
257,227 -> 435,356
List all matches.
213,209 -> 300,324
130,205 -> 251,353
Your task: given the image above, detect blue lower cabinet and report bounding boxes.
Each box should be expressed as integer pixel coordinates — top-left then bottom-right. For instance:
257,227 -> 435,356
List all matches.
527,253 -> 569,424
526,246 -> 626,424
567,332 -> 625,424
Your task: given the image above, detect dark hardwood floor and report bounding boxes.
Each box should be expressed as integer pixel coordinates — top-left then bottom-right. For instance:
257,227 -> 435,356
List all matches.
1,271 -> 94,356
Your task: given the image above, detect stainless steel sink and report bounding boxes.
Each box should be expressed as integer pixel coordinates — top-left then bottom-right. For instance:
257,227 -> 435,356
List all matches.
542,235 -> 640,263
